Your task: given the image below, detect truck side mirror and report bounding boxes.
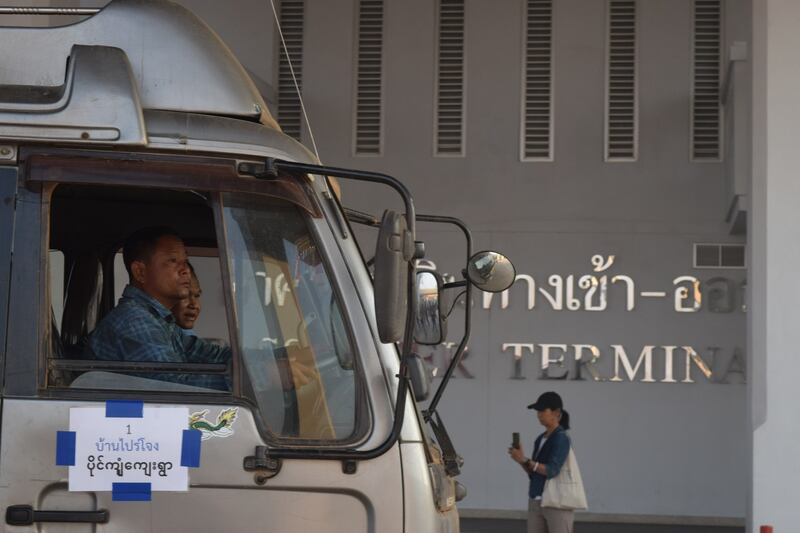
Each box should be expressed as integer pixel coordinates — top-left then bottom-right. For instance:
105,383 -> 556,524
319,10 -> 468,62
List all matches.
407,353 -> 431,401
414,270 -> 446,345
466,251 -> 516,293
374,210 -> 413,343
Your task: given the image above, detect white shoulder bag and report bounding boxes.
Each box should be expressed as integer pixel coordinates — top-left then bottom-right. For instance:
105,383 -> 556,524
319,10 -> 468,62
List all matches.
541,448 -> 588,510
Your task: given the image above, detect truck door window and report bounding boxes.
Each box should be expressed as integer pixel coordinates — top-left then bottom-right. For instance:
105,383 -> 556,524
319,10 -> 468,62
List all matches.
222,193 -> 364,441
47,183 -> 232,393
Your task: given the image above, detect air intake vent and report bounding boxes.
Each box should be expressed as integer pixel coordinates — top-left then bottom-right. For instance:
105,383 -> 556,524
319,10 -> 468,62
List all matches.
605,0 -> 637,161
435,0 -> 465,156
354,0 -> 384,156
277,0 -> 305,141
694,243 -> 745,268
521,0 -> 554,161
691,0 -> 723,161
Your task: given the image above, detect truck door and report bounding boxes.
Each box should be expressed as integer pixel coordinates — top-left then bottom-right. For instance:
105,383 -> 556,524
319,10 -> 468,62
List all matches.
0,153 -> 401,533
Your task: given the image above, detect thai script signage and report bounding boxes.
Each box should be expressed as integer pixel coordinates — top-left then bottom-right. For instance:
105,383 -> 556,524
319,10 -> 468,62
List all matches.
479,255 -> 745,314
416,255 -> 747,384
56,402 -> 201,501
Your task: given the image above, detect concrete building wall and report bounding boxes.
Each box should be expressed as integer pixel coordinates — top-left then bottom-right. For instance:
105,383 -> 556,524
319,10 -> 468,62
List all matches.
287,0 -> 751,521
749,1 -> 800,530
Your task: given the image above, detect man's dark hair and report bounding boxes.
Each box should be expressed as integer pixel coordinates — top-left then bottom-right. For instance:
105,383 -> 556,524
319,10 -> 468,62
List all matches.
122,226 -> 182,277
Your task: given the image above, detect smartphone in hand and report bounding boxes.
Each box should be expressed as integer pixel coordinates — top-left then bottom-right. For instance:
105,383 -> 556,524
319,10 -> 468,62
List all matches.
512,432 -> 520,449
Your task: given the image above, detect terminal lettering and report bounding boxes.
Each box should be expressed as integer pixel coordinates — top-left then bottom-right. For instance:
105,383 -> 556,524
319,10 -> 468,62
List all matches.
501,343 -> 745,384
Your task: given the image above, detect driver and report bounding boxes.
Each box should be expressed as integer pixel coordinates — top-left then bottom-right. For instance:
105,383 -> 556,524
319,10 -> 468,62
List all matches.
87,226 -> 230,390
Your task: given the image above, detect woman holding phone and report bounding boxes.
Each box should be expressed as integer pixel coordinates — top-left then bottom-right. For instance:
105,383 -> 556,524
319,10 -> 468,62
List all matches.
508,391 -> 575,533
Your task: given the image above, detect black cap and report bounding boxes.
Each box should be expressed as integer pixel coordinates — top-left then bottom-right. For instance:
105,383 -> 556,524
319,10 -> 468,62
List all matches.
527,391 -> 563,411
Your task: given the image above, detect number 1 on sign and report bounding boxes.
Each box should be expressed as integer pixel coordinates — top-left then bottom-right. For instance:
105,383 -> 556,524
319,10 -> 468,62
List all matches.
126,424 -> 131,435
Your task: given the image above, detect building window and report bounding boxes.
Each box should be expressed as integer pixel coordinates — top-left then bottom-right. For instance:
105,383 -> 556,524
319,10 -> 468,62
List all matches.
605,0 -> 638,161
521,0 -> 554,162
435,0 -> 466,156
354,0 -> 385,156
691,0 -> 723,161
277,0 -> 305,141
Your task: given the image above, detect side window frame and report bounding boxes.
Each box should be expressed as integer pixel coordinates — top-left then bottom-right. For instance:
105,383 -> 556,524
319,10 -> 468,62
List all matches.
0,166 -> 19,395
44,185 -> 236,398
5,178 -> 46,396
15,148 -> 373,451
20,150 -> 257,402
43,189 -> 241,401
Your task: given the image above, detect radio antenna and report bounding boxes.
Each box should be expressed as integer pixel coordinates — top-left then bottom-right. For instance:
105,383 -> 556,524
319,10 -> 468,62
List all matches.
269,0 -> 320,160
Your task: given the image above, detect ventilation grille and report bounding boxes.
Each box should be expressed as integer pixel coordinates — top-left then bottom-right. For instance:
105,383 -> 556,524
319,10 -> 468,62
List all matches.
435,0 -> 465,156
354,0 -> 384,155
606,0 -> 637,161
692,0 -> 722,161
694,243 -> 745,268
277,0 -> 304,140
521,0 -> 554,161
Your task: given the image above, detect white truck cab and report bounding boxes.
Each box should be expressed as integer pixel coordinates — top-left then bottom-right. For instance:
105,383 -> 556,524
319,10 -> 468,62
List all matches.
0,2 -> 514,531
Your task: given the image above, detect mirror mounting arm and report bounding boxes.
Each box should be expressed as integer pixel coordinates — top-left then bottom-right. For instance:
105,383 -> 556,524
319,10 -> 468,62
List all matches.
442,280 -> 467,290
270,158 -> 416,235
415,214 -> 473,420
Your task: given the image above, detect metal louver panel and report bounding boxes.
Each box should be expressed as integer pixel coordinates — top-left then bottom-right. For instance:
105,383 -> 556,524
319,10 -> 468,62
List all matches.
692,0 -> 723,161
278,0 -> 304,141
435,0 -> 465,156
605,0 -> 637,161
354,0 -> 384,155
521,0 -> 553,161
694,243 -> 745,268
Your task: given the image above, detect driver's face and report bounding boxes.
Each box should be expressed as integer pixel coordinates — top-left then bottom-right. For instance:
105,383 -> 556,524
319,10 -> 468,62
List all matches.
138,235 -> 190,308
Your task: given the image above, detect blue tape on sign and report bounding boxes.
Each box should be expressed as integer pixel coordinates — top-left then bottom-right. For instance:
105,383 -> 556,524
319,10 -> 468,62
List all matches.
112,482 -> 152,502
55,431 -> 76,466
105,400 -> 144,418
180,429 -> 202,468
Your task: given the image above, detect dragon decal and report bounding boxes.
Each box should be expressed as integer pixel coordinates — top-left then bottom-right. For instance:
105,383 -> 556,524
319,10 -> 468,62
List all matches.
189,407 -> 239,440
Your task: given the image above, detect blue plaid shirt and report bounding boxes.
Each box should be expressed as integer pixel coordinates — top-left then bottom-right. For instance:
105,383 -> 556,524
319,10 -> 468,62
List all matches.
88,285 -> 230,390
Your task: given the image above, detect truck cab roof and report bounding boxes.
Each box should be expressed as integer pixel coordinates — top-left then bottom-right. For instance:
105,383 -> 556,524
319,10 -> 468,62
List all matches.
0,0 -> 295,156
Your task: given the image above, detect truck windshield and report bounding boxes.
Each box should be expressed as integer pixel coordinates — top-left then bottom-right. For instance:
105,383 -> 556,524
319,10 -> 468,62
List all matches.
222,193 -> 362,442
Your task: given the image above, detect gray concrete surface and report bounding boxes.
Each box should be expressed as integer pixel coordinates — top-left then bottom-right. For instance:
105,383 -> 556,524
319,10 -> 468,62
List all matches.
461,518 -> 744,533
